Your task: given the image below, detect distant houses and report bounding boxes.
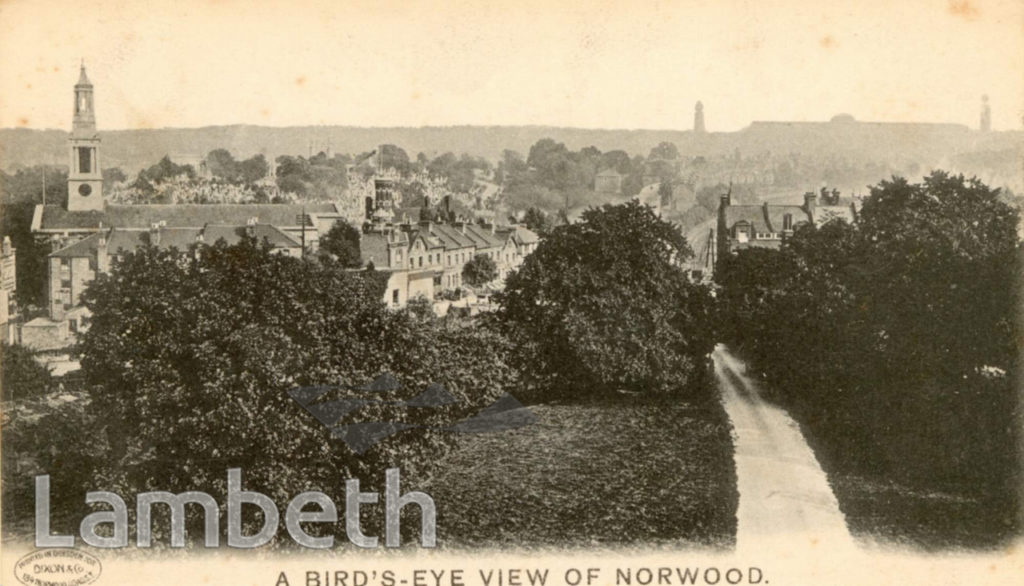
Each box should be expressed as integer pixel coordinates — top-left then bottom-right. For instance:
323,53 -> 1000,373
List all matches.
20,66 -> 541,350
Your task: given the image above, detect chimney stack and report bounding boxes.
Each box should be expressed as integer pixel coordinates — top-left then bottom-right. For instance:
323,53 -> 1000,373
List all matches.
97,228 -> 110,273
804,191 -> 817,223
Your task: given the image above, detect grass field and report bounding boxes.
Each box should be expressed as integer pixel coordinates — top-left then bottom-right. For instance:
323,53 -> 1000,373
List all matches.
421,399 -> 738,549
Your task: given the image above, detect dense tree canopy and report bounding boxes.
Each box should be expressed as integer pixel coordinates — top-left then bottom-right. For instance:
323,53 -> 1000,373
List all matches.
275,152 -> 350,198
498,200 -> 716,401
717,171 -> 1020,495
205,149 -> 269,184
500,139 -> 650,216
61,238 -> 515,540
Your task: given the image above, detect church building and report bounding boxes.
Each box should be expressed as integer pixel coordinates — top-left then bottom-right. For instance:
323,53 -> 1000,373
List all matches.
24,65 -> 345,349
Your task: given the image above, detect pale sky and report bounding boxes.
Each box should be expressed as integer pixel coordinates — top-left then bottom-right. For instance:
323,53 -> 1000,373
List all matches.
1,0 -> 1021,132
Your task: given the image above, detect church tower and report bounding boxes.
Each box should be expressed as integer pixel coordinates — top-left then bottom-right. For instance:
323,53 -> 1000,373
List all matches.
67,63 -> 103,212
694,101 -> 706,133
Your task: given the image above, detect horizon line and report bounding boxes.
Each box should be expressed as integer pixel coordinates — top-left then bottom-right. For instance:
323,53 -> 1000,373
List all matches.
2,118 -> 1000,135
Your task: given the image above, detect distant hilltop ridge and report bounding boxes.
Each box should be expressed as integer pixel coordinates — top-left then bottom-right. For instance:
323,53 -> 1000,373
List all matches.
1,117 -> 1018,174
749,113 -> 969,130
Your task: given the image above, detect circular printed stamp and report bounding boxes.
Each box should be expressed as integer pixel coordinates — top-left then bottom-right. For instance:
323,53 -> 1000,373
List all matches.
14,549 -> 102,586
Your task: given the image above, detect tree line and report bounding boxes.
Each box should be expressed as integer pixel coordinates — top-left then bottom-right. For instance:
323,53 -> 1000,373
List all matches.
716,171 -> 1020,520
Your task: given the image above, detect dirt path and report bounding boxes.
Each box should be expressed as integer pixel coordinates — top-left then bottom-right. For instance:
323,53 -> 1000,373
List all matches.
714,344 -> 858,554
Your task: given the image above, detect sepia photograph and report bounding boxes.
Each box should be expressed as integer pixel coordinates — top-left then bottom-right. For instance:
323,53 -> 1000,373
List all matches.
0,0 -> 1021,584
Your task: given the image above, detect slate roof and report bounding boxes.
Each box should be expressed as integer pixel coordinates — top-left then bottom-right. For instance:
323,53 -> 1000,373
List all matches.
49,224 -> 300,258
462,224 -> 504,249
430,224 -> 476,249
35,203 -> 339,232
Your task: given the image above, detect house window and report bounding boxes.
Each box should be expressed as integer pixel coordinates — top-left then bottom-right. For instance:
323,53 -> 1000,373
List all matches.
392,289 -> 400,305
419,256 -> 423,268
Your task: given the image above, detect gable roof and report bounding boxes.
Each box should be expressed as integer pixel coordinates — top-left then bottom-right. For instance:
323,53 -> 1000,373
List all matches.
462,224 -> 504,248
49,233 -> 105,258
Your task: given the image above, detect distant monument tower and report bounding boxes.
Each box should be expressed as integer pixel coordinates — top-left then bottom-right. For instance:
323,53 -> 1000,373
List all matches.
980,95 -> 991,132
67,62 -> 104,212
694,101 -> 706,133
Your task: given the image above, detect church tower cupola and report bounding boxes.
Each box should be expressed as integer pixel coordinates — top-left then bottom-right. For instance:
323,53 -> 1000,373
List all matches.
73,62 -> 96,134
67,62 -> 103,212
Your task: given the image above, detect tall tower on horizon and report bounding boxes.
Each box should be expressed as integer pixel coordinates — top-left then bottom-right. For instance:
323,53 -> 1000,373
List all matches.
67,63 -> 104,212
980,95 -> 991,132
694,101 -> 706,133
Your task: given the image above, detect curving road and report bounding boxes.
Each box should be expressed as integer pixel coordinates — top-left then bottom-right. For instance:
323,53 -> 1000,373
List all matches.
714,344 -> 858,554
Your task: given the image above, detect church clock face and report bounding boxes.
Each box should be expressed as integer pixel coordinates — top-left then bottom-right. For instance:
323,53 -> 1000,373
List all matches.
78,183 -> 92,197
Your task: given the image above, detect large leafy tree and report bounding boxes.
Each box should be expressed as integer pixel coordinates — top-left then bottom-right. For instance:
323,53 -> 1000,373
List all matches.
462,254 -> 498,287
1,342 -> 52,401
318,220 -> 362,267
648,141 -> 680,161
498,200 -> 716,400
856,172 -> 1019,378
521,207 -> 553,237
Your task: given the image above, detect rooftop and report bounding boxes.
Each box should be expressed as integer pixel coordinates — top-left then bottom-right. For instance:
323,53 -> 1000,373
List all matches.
49,224 -> 301,258
35,203 -> 340,232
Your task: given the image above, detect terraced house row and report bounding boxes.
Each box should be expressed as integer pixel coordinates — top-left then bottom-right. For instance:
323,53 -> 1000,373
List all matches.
360,218 -> 540,308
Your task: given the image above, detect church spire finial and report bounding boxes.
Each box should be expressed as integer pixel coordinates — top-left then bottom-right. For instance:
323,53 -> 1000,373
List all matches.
77,60 -> 92,86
